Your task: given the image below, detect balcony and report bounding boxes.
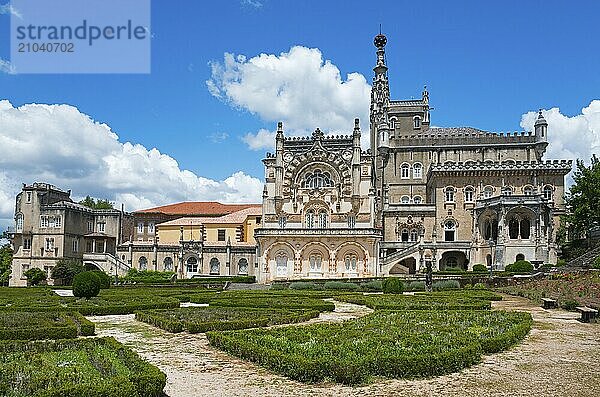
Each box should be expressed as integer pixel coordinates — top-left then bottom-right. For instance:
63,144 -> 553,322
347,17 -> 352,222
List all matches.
255,228 -> 382,237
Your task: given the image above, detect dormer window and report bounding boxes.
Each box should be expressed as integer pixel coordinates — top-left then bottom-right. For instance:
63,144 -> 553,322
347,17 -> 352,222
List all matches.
413,116 -> 421,129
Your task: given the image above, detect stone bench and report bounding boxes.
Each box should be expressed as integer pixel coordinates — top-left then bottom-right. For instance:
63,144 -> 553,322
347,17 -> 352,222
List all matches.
541,298 -> 558,309
576,306 -> 598,323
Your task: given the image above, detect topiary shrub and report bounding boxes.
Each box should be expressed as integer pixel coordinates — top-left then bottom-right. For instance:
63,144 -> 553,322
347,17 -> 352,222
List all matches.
505,260 -> 533,273
23,268 -> 47,286
323,281 -> 360,291
382,277 -> 404,294
406,280 -> 425,291
432,280 -> 460,291
472,264 -> 488,273
92,270 -> 112,289
289,282 -> 318,290
73,271 -> 101,299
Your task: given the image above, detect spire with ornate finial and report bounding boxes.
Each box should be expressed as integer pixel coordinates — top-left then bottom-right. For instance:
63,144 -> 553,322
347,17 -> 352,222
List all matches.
370,29 -> 390,156
534,109 -> 547,141
312,128 -> 324,140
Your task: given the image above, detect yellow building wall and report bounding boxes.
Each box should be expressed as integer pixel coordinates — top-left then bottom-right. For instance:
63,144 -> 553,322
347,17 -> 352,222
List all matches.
244,216 -> 261,244
204,224 -> 237,243
157,225 -> 202,244
157,215 -> 261,244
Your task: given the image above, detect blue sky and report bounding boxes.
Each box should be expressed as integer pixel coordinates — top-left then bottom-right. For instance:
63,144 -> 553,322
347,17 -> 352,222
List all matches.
0,0 -> 599,229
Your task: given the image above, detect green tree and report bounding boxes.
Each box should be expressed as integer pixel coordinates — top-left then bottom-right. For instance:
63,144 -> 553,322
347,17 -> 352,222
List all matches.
23,268 -> 47,286
51,259 -> 85,286
73,271 -> 101,299
565,155 -> 600,238
79,195 -> 114,210
0,244 -> 12,286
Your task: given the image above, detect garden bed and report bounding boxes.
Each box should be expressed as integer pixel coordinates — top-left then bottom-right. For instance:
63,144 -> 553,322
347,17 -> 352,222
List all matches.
207,309 -> 532,385
189,291 -> 337,312
0,337 -> 166,396
0,311 -> 94,340
136,306 -> 320,333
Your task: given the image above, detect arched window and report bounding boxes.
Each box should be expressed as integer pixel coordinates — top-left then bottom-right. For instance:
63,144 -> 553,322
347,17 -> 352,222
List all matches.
305,210 -> 315,229
401,196 -> 410,204
138,256 -> 148,271
446,256 -> 458,268
278,216 -> 287,229
483,186 -> 494,199
401,163 -> 410,179
445,187 -> 455,203
464,186 -> 475,203
501,186 -> 513,196
163,257 -> 173,271
209,258 -> 220,275
413,196 -> 422,204
345,253 -> 358,272
275,252 -> 288,277
444,220 -> 456,241
389,118 -> 396,129
523,186 -> 534,196
516,253 -> 525,262
238,258 -> 248,274
484,220 -> 492,240
317,210 -> 328,228
410,229 -> 418,242
413,116 -> 421,129
542,185 -> 553,201
509,218 -> 520,239
520,218 -> 531,239
309,253 -> 322,272
347,215 -> 356,229
413,163 -> 422,179
302,169 -> 333,189
15,213 -> 23,232
401,228 -> 409,242
186,256 -> 198,273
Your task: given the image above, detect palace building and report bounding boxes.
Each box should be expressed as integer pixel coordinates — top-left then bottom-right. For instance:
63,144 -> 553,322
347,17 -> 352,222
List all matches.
9,34 -> 572,285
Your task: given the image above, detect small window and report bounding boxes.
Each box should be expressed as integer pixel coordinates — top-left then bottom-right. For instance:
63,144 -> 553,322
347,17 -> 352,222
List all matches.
445,187 -> 455,203
413,196 -> 422,204
238,258 -> 249,274
137,222 -> 144,233
256,216 -> 261,224
401,229 -> 409,242
217,229 -> 226,241
401,163 -> 410,179
389,119 -> 396,129
305,210 -> 315,229
40,216 -> 48,228
501,186 -> 513,196
23,238 -> 31,250
464,187 -> 475,203
210,258 -> 220,274
186,257 -> 198,273
317,210 -> 328,228
148,222 -> 155,233
483,186 -> 494,199
413,116 -> 421,129
55,216 -> 61,228
45,238 -> 54,251
26,192 -> 32,203
444,220 -> 456,242
72,239 -> 79,253
543,185 -> 553,201
345,253 -> 358,272
15,214 -> 23,232
347,215 -> 356,229
410,229 -> 419,242
163,257 -> 173,271
401,196 -> 410,204
278,216 -> 287,229
309,254 -> 322,271
138,256 -> 148,271
87,221 -> 93,232
413,163 -> 422,179
97,222 -> 105,233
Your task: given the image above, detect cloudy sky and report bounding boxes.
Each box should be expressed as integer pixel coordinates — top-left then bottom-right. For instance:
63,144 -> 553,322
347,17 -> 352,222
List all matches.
0,0 -> 599,232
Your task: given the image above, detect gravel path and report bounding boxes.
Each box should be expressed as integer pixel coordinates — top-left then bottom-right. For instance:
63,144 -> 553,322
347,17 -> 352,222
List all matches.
88,296 -> 600,397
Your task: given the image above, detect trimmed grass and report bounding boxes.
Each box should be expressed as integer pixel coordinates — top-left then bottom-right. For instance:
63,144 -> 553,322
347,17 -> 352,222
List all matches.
0,337 -> 165,397
136,307 -> 320,333
207,309 -> 532,385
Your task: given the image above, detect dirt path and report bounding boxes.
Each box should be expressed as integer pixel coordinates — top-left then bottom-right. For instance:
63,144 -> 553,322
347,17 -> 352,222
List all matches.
88,296 -> 600,397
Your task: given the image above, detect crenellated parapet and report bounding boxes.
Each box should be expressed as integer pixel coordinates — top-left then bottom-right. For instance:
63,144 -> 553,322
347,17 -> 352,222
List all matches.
427,159 -> 573,177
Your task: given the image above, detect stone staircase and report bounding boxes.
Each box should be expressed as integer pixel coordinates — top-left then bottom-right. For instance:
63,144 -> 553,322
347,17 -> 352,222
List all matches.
381,243 -> 420,265
567,244 -> 600,268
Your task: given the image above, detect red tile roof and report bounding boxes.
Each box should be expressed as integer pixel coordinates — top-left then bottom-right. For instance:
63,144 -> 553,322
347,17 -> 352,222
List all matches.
159,206 -> 263,227
134,202 -> 261,216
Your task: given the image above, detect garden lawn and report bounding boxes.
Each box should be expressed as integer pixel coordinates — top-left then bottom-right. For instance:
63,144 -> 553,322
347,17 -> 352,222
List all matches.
0,311 -> 94,340
207,309 -> 532,385
0,337 -> 165,397
136,307 -> 320,333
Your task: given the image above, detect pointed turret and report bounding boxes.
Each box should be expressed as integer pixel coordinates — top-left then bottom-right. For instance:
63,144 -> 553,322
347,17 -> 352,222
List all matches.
370,32 -> 390,156
534,109 -> 548,141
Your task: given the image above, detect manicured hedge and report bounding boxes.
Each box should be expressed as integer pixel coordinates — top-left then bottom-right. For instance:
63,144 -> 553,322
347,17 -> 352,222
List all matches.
0,311 -> 94,340
0,337 -> 166,397
175,275 -> 256,284
195,291 -> 336,312
207,310 -> 532,385
136,307 -> 320,333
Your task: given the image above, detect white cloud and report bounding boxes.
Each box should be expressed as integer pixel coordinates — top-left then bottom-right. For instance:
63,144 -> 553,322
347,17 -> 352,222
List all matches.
242,128 -> 276,151
0,3 -> 22,18
209,131 -> 229,143
207,46 -> 371,149
520,100 -> 600,163
0,100 -> 263,229
0,59 -> 16,74
241,0 -> 263,8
